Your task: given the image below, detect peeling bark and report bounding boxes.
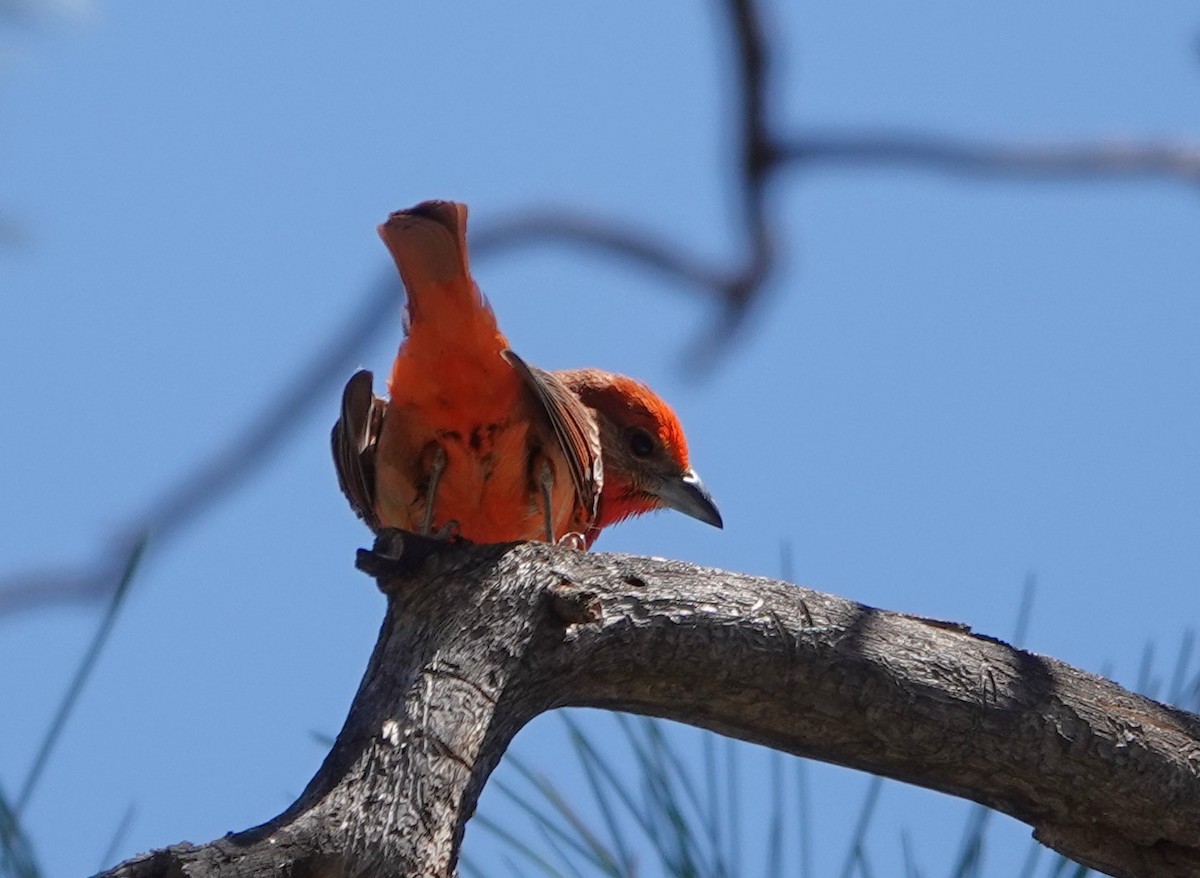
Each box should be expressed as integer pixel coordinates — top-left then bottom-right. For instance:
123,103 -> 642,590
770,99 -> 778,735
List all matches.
95,537 -> 1200,878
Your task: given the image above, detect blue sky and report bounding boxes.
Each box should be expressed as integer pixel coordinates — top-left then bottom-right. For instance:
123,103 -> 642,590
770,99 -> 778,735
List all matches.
2,2 -> 1199,875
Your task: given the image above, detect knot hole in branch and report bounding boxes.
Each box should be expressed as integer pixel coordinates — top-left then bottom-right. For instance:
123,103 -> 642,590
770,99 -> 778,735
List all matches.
548,580 -> 602,626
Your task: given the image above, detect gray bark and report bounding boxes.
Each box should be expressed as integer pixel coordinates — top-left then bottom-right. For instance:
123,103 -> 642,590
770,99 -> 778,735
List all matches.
95,536 -> 1200,878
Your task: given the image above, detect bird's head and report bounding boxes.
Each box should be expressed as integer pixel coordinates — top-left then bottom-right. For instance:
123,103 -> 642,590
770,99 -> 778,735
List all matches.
557,369 -> 722,537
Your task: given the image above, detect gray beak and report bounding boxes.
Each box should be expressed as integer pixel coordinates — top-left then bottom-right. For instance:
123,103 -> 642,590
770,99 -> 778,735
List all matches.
655,468 -> 723,529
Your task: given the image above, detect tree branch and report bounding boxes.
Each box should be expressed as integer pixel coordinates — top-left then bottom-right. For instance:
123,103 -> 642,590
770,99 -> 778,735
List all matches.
96,540 -> 1200,878
779,130 -> 1200,182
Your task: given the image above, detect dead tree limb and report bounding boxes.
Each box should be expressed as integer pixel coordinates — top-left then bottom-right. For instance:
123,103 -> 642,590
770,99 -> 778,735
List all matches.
95,537 -> 1200,878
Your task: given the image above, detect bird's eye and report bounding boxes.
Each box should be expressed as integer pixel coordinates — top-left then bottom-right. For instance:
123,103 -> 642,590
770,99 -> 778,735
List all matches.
629,429 -> 655,458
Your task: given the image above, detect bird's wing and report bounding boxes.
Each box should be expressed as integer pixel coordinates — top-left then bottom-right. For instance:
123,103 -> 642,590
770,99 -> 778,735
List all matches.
503,349 -> 603,523
331,368 -> 386,532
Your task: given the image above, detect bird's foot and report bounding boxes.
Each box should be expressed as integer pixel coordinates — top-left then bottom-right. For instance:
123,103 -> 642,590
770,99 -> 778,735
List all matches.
556,532 -> 587,551
355,526 -> 465,591
432,519 -> 461,542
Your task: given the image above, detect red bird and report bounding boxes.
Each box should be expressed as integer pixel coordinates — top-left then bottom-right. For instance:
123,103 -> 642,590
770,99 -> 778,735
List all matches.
333,200 -> 720,547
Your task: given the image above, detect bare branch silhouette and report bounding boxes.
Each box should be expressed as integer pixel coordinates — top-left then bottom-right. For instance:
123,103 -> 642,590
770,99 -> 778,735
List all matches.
5,0 -> 1200,617
779,130 -> 1200,182
0,276 -> 397,615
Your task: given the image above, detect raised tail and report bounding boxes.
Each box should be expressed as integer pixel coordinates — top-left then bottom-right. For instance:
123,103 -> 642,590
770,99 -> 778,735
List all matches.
378,200 -> 498,338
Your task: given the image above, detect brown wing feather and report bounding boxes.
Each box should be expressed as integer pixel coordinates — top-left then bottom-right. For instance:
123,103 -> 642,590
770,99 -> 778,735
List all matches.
502,350 -> 603,524
331,369 -> 385,532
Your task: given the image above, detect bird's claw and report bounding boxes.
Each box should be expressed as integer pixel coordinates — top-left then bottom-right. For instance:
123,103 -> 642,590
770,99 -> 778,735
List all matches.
433,520 -> 461,542
355,526 -> 465,591
556,532 -> 587,551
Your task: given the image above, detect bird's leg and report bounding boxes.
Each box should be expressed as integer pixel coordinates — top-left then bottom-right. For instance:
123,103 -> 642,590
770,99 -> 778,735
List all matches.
556,532 -> 587,550
421,444 -> 447,536
536,456 -> 586,549
536,458 -> 556,543
356,525 -> 472,593
537,453 -> 588,549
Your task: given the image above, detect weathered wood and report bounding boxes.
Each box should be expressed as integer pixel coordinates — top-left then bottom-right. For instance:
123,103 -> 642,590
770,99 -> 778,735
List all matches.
95,538 -> 1200,878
